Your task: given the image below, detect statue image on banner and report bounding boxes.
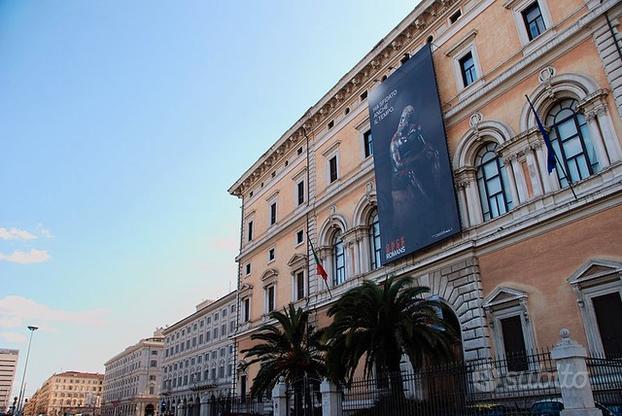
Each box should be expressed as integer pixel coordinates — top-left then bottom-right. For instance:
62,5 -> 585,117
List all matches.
368,43 -> 461,264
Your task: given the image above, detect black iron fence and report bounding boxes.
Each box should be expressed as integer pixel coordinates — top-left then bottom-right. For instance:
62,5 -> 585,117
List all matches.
587,355 -> 622,415
341,350 -> 560,416
192,351 -> 622,416
285,378 -> 322,416
202,394 -> 272,416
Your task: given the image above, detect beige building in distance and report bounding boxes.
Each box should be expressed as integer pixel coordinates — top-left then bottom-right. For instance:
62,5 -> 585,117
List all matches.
101,330 -> 164,416
160,292 -> 237,416
0,349 -> 19,413
32,371 -> 103,416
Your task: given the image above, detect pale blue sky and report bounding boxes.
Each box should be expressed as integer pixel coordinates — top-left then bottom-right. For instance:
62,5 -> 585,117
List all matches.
0,0 -> 417,398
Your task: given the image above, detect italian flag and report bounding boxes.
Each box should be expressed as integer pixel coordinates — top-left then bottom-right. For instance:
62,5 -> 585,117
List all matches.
310,240 -> 328,282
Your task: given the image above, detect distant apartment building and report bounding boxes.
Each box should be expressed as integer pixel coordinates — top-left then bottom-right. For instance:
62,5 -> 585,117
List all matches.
160,292 -> 236,416
22,389 -> 39,416
32,371 -> 103,416
101,330 -> 164,416
0,349 -> 19,413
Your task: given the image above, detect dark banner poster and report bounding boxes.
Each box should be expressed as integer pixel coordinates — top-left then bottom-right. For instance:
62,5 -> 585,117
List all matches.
368,44 -> 461,265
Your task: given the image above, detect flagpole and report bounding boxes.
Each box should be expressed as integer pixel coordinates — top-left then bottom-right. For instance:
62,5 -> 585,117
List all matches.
525,95 -> 578,200
302,125 -> 333,300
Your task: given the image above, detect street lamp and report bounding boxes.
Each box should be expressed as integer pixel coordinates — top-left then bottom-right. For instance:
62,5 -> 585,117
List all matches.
16,326 -> 38,416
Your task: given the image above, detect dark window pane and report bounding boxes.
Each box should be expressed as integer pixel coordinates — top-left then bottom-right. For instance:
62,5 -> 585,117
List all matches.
500,315 -> 528,371
329,156 -> 338,182
593,292 -> 622,359
522,2 -> 546,40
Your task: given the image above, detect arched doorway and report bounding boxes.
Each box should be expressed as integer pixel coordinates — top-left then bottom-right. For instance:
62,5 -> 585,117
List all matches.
144,404 -> 154,416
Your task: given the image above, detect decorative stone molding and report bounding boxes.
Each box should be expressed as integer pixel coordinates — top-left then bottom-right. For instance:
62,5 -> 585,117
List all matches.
469,112 -> 483,129
260,268 -> 279,282
577,89 -> 610,121
445,29 -> 478,57
453,166 -> 477,189
567,258 -> 622,289
287,253 -> 308,270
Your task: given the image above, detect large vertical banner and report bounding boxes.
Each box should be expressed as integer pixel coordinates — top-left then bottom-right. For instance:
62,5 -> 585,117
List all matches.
368,44 -> 461,265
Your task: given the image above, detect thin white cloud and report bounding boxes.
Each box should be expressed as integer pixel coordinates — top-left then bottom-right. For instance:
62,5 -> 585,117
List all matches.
0,227 -> 37,241
0,296 -> 107,333
0,332 -> 27,344
36,224 -> 54,239
0,249 -> 50,264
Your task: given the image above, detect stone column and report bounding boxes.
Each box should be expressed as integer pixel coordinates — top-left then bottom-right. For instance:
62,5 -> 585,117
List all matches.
507,155 -> 524,204
579,90 -> 622,165
199,396 -> 210,416
320,379 -> 341,416
454,167 -> 481,225
551,329 -> 602,416
583,111 -> 610,170
320,247 -> 333,287
456,183 -> 470,227
526,147 -> 543,196
535,144 -> 559,193
596,107 -> 622,163
271,378 -> 288,416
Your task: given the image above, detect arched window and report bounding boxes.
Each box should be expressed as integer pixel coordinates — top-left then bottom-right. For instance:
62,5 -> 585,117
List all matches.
333,230 -> 345,286
369,210 -> 381,270
546,98 -> 598,187
476,142 -> 513,221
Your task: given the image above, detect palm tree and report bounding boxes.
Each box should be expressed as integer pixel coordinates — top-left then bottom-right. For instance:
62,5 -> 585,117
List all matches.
240,304 -> 326,415
324,275 -> 457,390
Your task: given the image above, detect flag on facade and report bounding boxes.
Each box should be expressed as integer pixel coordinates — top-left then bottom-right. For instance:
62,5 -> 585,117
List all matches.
526,96 -> 556,173
309,239 -> 328,282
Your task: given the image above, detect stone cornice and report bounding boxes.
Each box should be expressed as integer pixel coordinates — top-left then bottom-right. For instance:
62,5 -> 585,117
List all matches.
228,0 -> 465,196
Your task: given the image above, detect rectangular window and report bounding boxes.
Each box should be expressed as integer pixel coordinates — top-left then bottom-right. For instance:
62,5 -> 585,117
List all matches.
296,271 -> 305,301
221,324 -> 226,336
268,248 -> 275,261
150,360 -> 157,368
329,156 -> 338,183
213,327 -> 218,339
522,2 -> 546,40
206,331 -> 211,342
243,298 -> 250,322
230,321 -> 235,332
363,130 -> 373,158
500,315 -> 528,371
265,285 -> 275,313
240,375 -> 247,397
297,181 -> 305,205
245,263 -> 251,275
270,202 -> 277,225
449,9 -> 462,24
459,52 -> 478,87
296,230 -> 304,245
247,221 -> 253,241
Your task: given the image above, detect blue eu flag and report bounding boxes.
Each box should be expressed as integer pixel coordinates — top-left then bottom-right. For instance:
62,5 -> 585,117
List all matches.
527,96 -> 556,173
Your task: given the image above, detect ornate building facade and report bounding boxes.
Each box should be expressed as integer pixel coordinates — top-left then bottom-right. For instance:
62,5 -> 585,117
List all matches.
101,330 -> 164,416
30,371 -> 103,416
229,0 -> 622,391
159,292 -> 236,416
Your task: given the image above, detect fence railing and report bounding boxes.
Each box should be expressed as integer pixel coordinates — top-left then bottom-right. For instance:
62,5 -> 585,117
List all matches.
587,355 -> 622,415
341,350 -> 560,416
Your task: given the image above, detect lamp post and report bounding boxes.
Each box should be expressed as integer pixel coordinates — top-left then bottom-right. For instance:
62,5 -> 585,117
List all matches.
16,326 -> 38,416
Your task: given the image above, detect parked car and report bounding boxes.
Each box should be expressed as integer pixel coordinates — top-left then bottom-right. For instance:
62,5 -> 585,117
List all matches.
465,403 -> 508,415
531,398 -> 616,416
